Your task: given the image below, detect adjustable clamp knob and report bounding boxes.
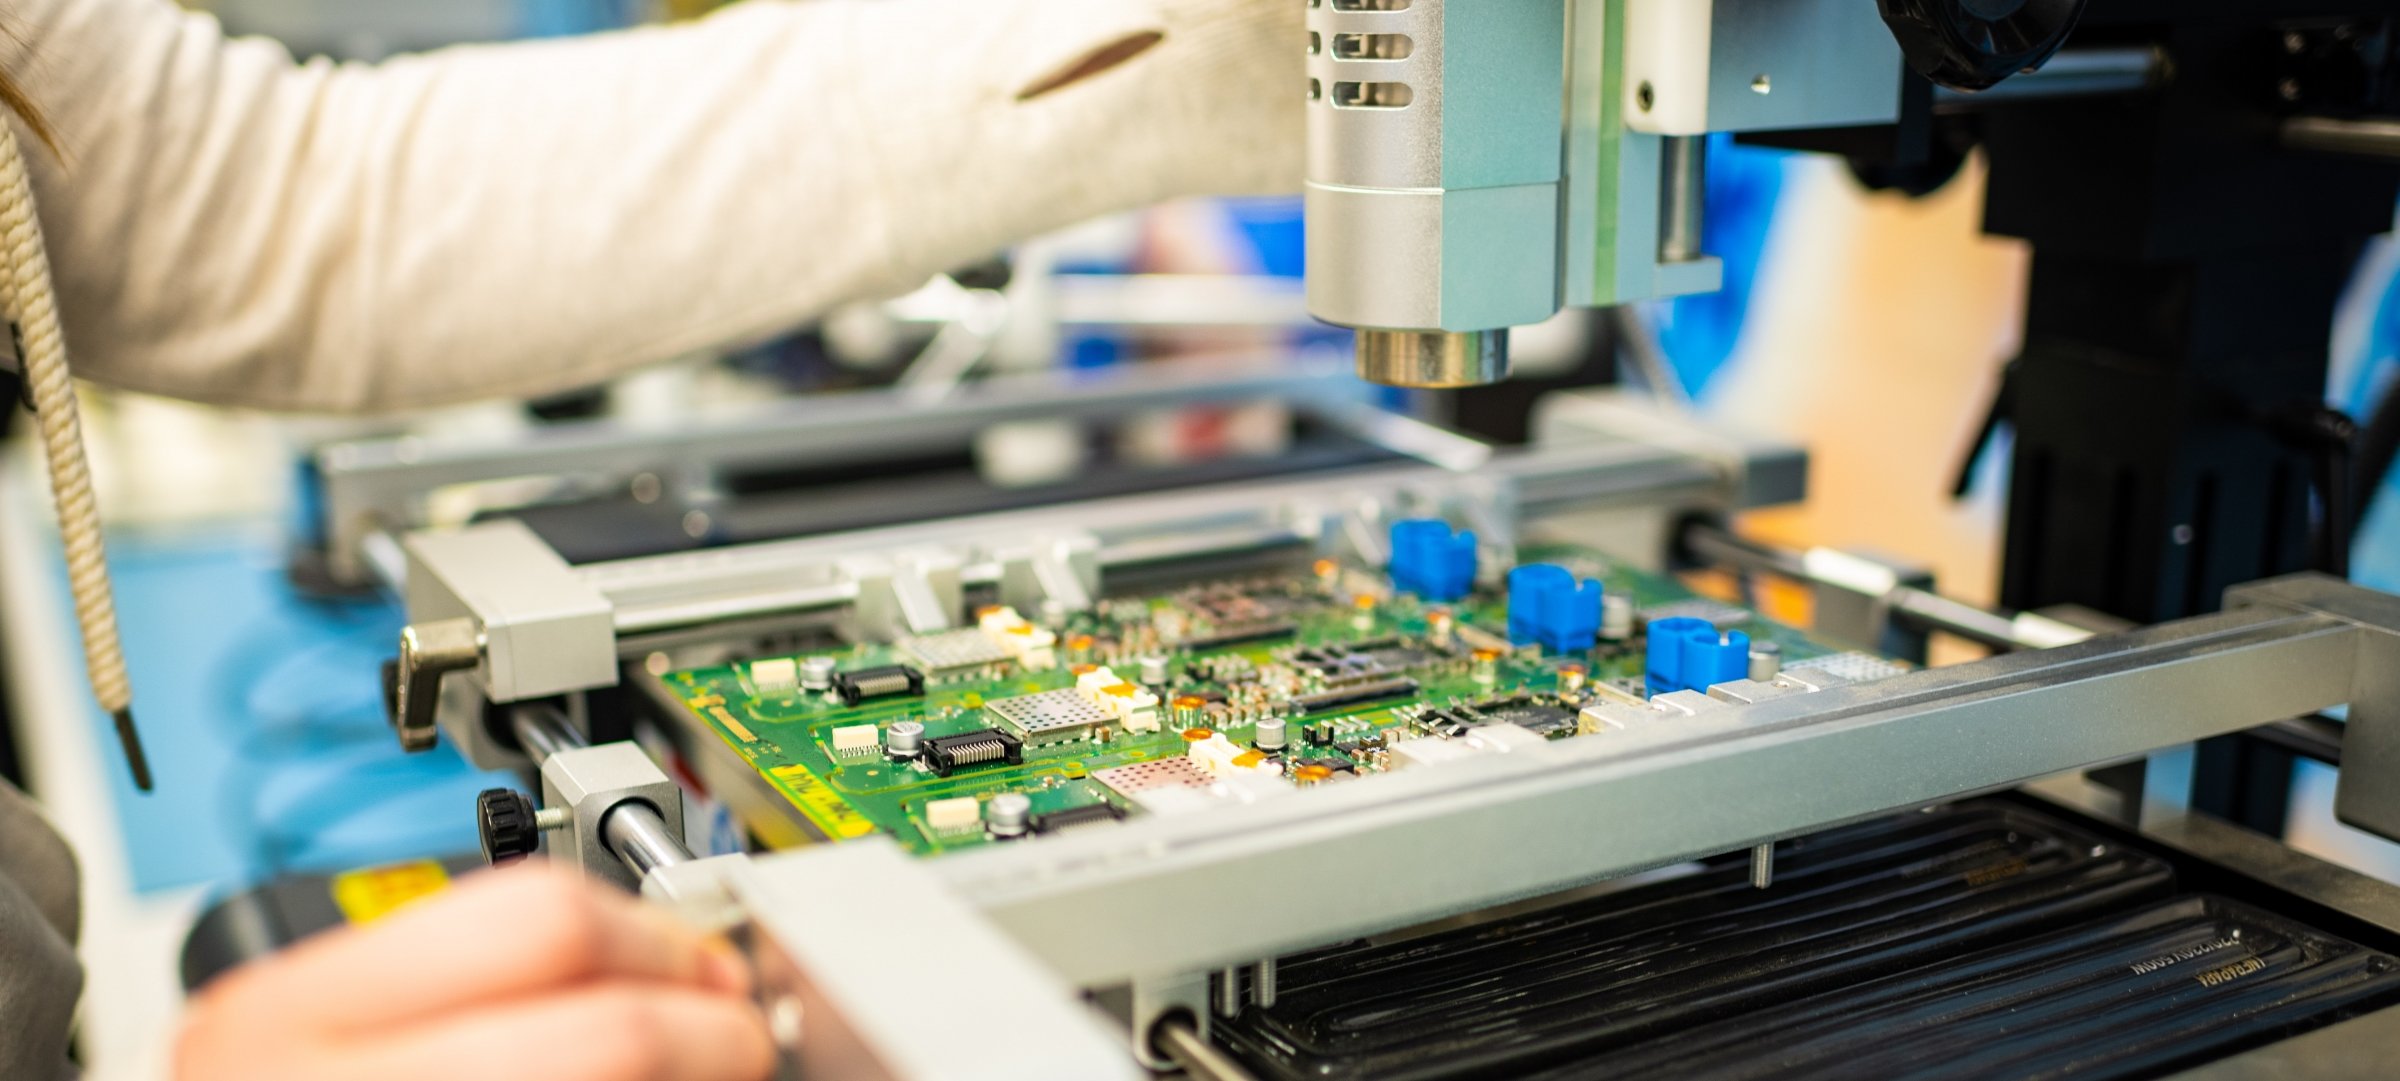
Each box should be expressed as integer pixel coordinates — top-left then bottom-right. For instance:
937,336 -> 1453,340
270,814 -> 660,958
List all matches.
477,788 -> 541,865
1877,0 -> 2088,93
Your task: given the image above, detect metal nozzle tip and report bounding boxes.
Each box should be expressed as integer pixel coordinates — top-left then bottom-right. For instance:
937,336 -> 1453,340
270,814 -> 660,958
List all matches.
111,707 -> 153,792
1355,329 -> 1510,389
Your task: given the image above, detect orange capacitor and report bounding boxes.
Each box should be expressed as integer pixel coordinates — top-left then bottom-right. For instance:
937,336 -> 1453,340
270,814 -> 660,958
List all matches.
1182,727 -> 1213,742
1294,764 -> 1333,784
1172,695 -> 1206,710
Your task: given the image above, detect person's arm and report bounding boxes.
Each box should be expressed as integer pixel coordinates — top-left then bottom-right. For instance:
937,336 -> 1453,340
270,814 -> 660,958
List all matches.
0,0 -> 1301,413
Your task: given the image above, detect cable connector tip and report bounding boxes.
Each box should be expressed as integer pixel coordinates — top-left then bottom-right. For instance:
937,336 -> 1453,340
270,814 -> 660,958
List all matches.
111,707 -> 152,792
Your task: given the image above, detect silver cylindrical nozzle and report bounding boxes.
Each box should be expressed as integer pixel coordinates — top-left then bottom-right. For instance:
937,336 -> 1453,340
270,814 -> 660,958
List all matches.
1356,329 -> 1509,389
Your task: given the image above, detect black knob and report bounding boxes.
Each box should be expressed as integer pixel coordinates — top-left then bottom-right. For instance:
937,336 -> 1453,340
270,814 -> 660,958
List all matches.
1877,0 -> 2088,93
477,788 -> 541,865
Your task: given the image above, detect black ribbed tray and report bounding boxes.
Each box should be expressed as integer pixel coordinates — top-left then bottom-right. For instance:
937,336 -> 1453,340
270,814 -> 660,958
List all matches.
1214,803 -> 2400,1081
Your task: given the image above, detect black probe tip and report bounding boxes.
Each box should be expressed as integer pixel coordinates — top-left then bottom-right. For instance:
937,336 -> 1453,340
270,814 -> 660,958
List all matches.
111,707 -> 152,793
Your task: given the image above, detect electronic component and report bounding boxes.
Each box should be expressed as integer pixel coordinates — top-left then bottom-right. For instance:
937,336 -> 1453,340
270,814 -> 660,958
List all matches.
898,628 -> 1012,672
750,658 -> 799,695
1469,695 -> 1581,735
976,606 -> 1059,669
922,797 -> 980,833
1189,733 -> 1284,778
800,656 -> 837,691
1291,678 -> 1419,714
922,728 -> 1024,776
1255,717 -> 1289,752
1507,564 -> 1603,652
885,720 -> 924,759
1646,617 -> 1751,695
1600,592 -> 1635,641
1137,655 -> 1171,685
1748,641 -> 1783,682
986,688 -> 1111,746
830,724 -> 880,757
1074,666 -> 1162,731
1388,519 -> 1477,601
1030,803 -> 1125,835
832,665 -> 925,707
984,792 -> 1031,838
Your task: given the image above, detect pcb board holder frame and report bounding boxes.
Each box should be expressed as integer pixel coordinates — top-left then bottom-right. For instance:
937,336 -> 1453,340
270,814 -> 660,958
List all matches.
395,390 -> 1804,767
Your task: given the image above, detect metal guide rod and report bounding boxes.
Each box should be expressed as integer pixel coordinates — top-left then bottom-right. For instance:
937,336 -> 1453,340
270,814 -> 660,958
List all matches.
1153,1018 -> 1259,1081
1659,135 -> 1708,264
1681,521 -> 2071,651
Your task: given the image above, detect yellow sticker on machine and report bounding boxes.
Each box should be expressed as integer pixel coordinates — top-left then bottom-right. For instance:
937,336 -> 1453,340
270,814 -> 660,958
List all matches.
329,860 -> 452,924
769,765 -> 878,840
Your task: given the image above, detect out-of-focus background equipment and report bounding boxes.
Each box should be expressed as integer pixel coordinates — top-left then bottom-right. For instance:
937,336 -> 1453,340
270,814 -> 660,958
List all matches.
27,1 -> 2400,1079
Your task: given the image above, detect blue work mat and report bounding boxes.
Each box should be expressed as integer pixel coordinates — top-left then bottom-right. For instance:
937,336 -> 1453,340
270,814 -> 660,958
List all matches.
57,525 -> 506,894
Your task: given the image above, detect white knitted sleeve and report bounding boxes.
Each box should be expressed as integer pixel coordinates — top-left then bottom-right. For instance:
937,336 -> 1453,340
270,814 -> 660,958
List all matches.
0,0 -> 1303,413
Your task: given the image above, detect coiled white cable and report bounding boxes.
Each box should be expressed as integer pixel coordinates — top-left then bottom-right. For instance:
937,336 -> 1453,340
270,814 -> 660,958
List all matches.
0,119 -> 148,790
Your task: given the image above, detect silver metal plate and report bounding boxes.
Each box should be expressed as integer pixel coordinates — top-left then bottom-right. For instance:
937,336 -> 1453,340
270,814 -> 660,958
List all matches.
898,628 -> 1011,672
1092,757 -> 1212,798
987,688 -> 1110,744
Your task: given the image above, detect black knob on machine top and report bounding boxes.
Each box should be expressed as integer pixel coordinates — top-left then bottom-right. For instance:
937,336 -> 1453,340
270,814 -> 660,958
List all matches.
1878,0 -> 2089,92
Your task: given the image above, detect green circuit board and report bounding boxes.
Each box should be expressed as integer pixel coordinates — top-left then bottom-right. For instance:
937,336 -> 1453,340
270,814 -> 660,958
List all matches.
661,544 -> 1882,856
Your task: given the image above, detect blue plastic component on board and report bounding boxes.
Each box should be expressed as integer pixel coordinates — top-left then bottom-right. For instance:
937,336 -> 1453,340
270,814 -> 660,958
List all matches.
1646,616 -> 1753,695
1388,519 -> 1478,601
1505,564 -> 1604,653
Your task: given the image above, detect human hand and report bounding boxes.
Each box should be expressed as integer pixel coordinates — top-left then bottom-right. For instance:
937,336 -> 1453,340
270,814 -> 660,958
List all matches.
176,863 -> 773,1081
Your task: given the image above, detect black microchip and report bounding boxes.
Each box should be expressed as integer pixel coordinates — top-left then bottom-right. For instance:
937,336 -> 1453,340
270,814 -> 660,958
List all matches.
1477,701 -> 1581,734
832,665 -> 925,707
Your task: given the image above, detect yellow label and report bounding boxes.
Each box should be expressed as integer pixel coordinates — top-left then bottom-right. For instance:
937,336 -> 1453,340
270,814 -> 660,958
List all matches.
330,860 -> 451,924
770,765 -> 878,840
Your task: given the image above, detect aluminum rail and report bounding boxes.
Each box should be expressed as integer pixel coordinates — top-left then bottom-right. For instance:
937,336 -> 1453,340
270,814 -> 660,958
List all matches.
1681,522 -> 2084,652
586,436 -> 1757,638
319,355 -> 1380,585
875,575 -> 2397,986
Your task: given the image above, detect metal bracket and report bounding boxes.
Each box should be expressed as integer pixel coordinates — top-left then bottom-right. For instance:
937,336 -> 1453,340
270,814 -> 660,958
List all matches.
541,742 -> 685,892
2225,573 -> 2400,844
840,549 -> 965,641
994,533 -> 1101,616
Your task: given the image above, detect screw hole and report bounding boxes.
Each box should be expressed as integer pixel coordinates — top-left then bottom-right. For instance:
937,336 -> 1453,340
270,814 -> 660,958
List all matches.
1636,81 -> 1655,112
1751,74 -> 1771,95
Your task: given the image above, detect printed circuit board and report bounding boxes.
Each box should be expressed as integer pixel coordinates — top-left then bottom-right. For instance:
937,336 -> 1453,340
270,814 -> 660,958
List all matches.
661,544 -> 1888,855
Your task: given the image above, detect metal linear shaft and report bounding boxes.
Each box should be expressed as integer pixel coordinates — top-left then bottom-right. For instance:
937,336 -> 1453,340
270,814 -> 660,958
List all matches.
1153,1018 -> 1258,1081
